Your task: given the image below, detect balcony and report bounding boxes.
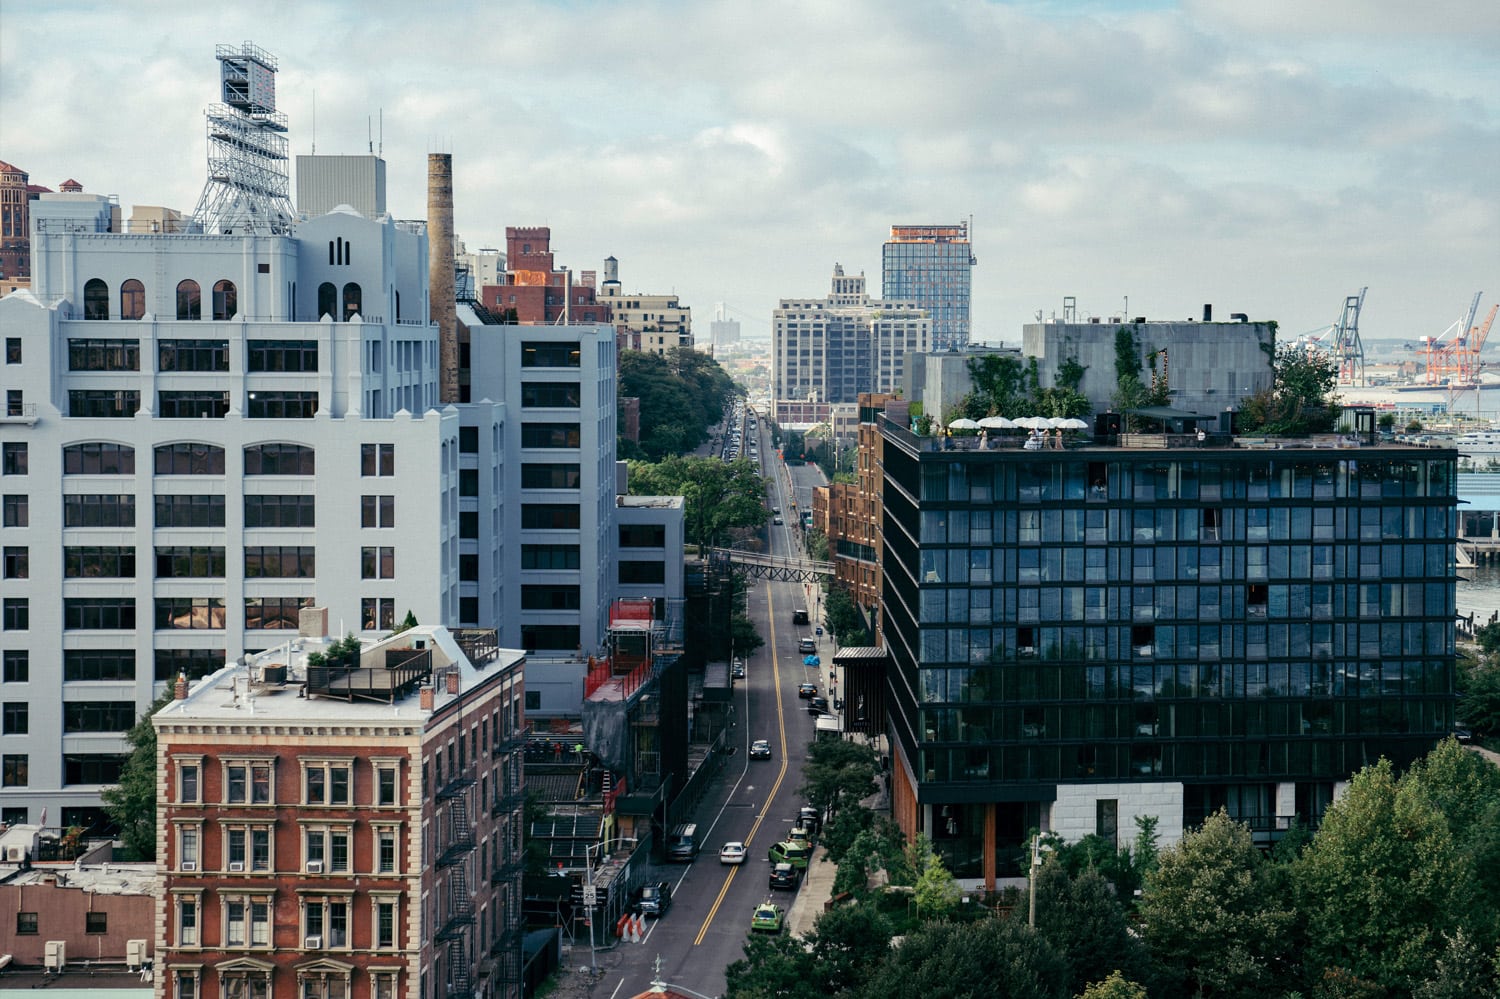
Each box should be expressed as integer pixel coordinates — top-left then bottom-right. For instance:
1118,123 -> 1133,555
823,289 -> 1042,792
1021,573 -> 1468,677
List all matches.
305,647 -> 430,703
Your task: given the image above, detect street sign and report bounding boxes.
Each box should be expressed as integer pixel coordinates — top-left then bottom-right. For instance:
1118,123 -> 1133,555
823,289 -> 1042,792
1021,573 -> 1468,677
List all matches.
581,885 -> 597,906
816,627 -> 823,636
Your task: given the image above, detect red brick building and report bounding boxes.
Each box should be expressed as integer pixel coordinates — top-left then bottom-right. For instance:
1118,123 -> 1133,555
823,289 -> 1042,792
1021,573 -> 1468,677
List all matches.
478,227 -> 609,325
153,625 -> 527,999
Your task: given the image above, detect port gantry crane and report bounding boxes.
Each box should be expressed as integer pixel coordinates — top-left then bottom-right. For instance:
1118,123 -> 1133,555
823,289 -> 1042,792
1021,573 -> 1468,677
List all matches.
1419,292 -> 1496,387
1295,288 -> 1368,386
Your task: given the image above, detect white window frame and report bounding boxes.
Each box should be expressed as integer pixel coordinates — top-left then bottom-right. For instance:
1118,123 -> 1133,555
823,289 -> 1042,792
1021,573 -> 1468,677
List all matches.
301,757 -> 354,806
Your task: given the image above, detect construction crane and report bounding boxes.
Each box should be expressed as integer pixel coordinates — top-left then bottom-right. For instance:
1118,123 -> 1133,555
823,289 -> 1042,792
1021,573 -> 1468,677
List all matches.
1293,288 -> 1367,386
1419,292 -> 1494,387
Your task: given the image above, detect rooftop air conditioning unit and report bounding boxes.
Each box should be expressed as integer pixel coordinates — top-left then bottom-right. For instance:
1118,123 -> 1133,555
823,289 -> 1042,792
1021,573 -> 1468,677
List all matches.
4,844 -> 26,862
44,940 -> 66,971
228,861 -> 245,872
304,935 -> 322,950
126,939 -> 148,970
306,860 -> 324,874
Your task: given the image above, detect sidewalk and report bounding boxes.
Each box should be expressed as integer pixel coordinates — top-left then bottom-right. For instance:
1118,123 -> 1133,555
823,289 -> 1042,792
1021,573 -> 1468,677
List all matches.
784,780 -> 891,938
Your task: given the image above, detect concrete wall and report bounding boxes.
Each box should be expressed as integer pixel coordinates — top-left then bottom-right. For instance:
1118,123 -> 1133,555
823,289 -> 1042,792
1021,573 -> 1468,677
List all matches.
1050,781 -> 1186,847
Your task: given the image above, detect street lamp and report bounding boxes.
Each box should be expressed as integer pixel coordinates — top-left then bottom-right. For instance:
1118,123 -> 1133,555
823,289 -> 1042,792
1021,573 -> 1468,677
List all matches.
582,837 -> 639,972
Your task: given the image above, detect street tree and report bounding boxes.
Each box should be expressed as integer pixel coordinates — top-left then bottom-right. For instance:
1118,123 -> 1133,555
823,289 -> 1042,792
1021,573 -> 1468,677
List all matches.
1077,971 -> 1149,999
911,839 -> 962,920
859,917 -> 1069,999
1031,863 -> 1148,997
798,738 -> 879,821
806,902 -> 897,997
626,454 -> 767,551
102,689 -> 174,860
1137,809 -> 1297,999
723,931 -> 823,999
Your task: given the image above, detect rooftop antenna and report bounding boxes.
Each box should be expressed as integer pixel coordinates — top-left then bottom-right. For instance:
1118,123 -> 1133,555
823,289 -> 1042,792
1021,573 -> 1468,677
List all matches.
311,90 -> 316,154
378,108 -> 383,157
368,115 -> 373,155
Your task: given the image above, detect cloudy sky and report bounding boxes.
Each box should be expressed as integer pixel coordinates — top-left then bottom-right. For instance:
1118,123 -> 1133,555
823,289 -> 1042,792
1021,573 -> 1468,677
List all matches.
4,0 -> 1496,345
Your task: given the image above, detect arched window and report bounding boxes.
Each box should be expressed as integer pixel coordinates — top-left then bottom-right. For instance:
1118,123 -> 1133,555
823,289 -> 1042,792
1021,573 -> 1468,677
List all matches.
212,280 -> 237,321
120,279 -> 145,320
84,278 -> 109,320
342,283 -> 362,322
318,282 -> 337,321
176,280 -> 201,320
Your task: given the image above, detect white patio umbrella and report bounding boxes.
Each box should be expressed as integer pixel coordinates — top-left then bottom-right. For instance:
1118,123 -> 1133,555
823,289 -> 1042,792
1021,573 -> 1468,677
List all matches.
947,418 -> 981,430
1015,416 -> 1048,430
1059,417 -> 1090,430
978,416 -> 1015,430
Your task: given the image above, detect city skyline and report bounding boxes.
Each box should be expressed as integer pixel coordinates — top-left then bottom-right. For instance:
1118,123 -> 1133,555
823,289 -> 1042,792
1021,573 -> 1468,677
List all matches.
2,0 -> 1496,346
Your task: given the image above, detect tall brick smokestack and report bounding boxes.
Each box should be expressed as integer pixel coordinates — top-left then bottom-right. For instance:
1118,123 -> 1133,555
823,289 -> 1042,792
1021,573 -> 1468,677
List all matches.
428,153 -> 459,403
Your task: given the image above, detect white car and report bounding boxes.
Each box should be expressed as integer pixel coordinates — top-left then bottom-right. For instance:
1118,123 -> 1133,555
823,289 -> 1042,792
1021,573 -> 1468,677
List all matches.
719,841 -> 747,865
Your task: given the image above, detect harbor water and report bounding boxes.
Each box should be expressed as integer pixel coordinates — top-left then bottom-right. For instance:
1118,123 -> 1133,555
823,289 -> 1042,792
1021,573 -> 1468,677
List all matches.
1458,565 -> 1500,631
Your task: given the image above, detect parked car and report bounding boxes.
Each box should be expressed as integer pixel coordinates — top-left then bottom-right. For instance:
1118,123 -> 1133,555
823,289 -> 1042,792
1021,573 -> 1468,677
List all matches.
768,839 -> 812,869
798,638 -> 817,654
720,841 -> 747,865
769,862 -> 801,891
749,739 -> 772,760
797,682 -> 817,699
797,806 -> 822,835
633,881 -> 672,916
808,695 -> 829,715
772,516 -> 784,525
750,902 -> 785,934
732,661 -> 746,679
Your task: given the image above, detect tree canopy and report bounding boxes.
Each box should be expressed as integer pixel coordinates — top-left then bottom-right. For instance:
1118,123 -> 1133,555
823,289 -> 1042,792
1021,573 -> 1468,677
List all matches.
102,689 -> 174,860
797,738 -> 880,821
617,347 -> 738,460
626,454 -> 767,551
1237,344 -> 1341,435
958,353 -> 1091,422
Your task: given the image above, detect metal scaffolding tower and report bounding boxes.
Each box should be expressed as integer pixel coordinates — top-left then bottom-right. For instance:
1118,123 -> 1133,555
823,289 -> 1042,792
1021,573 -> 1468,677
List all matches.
1333,287 -> 1367,387
193,42 -> 294,235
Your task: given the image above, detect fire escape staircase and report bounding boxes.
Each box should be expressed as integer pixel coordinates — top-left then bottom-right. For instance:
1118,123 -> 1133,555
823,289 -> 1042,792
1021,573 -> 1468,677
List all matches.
435,774 -> 478,999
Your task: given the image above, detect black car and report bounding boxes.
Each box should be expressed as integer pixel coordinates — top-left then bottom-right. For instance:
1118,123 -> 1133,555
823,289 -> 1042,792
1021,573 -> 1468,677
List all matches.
749,739 -> 772,760
634,881 -> 672,916
769,862 -> 801,890
808,695 -> 829,715
797,682 -> 817,699
797,806 -> 822,835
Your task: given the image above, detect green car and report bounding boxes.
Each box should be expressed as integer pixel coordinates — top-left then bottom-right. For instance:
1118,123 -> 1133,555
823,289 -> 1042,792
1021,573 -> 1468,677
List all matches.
767,839 -> 811,870
750,901 -> 785,934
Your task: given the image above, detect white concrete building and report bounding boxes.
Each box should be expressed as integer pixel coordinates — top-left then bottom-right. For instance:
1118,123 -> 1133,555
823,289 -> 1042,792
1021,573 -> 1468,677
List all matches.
772,264 -> 930,428
0,194 -> 459,830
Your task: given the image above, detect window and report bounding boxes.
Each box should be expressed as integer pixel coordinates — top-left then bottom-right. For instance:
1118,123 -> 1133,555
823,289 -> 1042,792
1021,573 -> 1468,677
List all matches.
176,896 -> 199,946
376,765 -> 399,807
2,702 -> 27,734
64,702 -> 134,733
3,651 -> 28,683
63,597 -> 135,628
520,382 -> 581,407
361,495 -> 395,528
619,560 -> 666,584
224,825 -> 272,872
304,826 -> 352,873
521,463 -> 581,489
176,970 -> 200,999
459,426 -> 479,453
2,546 -> 26,578
619,524 -> 666,547
86,912 -> 108,934
179,762 -> 200,804
120,279 -> 145,320
244,443 -> 315,475
318,282 -> 337,320
525,690 -> 541,711
376,826 -> 398,872
178,825 -> 200,868
16,911 -> 38,935
6,389 -> 21,417
64,442 -> 135,475
459,553 -> 479,580
155,442 -> 225,474
159,391 -> 230,419
155,546 -> 226,578
69,337 -> 141,370
521,504 -> 580,529
521,423 -> 581,448
343,282 -> 362,321
4,598 -> 29,630
224,761 -> 274,805
5,338 -> 18,363
244,546 -> 316,578
361,444 -> 394,476
3,494 -> 27,527
64,650 -> 135,681
2,442 -> 27,475
303,761 -> 352,805
212,279 -> 237,320
521,624 -> 580,652
176,280 -> 201,320
223,897 -> 272,949
64,493 -> 134,527
374,899 -> 398,949
362,598 -> 395,631
154,597 -> 225,630
158,339 -> 227,371
2,755 -> 28,787
63,754 -> 126,784
245,597 -> 311,630
65,546 -> 136,578
69,389 -> 140,417
301,898 -> 351,950
521,341 -> 581,367
84,278 -> 109,319
156,495 -> 225,527
247,391 -> 318,418
244,494 -> 314,527
361,546 -> 395,579
521,585 -> 581,610
460,595 -> 478,622
460,468 -> 479,496
459,511 -> 478,538
154,649 -> 227,682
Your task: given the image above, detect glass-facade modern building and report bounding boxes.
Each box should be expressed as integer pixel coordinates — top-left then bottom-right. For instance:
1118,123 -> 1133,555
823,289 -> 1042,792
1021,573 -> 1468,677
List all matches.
881,224 -> 974,352
877,421 -> 1458,884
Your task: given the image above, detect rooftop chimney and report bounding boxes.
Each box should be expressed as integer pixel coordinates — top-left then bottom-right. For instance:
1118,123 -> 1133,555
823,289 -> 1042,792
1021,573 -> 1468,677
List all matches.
1203,304 -> 1213,322
446,669 -> 461,695
420,686 -> 435,711
174,672 -> 189,700
428,154 -> 459,403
